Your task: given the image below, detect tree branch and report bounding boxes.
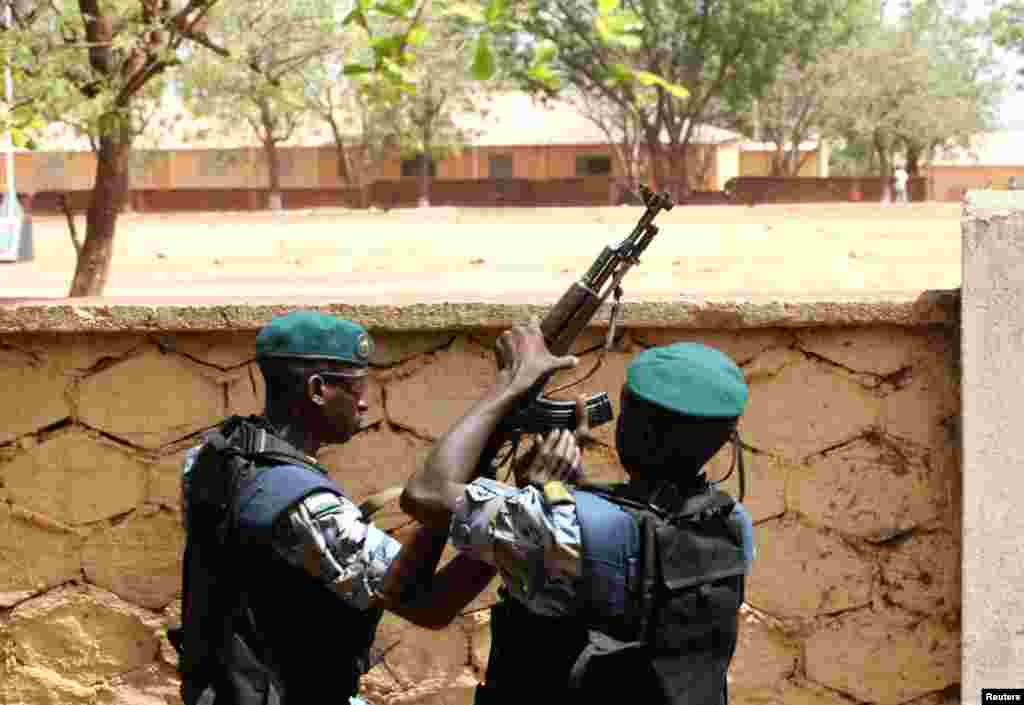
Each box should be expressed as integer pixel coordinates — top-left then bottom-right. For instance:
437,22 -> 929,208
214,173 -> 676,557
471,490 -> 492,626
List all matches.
78,0 -> 114,76
117,57 -> 173,105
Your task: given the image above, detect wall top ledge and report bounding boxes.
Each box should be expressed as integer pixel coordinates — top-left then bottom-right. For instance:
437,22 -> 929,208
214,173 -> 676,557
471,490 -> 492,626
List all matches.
0,290 -> 959,334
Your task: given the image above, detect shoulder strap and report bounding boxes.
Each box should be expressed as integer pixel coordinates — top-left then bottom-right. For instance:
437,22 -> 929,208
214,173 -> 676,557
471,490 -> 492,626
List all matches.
581,482 -> 736,525
223,417 -> 331,475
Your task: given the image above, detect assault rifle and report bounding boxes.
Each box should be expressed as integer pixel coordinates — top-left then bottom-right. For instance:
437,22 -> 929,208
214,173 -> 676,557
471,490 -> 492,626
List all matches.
483,184 -> 674,475
357,185 -> 675,514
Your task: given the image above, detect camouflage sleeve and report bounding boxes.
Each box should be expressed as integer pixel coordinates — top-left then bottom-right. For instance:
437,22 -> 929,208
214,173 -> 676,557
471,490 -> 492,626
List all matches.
449,478 -> 582,617
272,491 -> 402,611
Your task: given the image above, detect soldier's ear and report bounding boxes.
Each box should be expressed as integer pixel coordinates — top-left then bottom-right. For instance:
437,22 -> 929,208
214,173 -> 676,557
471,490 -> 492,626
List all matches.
307,374 -> 326,406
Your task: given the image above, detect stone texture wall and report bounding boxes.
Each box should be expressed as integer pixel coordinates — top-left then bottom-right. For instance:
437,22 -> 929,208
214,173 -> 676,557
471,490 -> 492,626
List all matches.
0,322 -> 961,705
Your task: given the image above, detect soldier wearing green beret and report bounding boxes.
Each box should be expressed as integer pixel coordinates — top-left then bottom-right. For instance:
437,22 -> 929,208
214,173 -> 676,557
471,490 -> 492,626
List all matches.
175,311 -> 496,705
402,318 -> 756,705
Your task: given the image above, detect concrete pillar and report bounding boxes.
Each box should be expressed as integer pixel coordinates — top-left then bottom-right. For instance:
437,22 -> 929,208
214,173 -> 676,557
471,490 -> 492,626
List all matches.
961,190 -> 1024,702
816,139 -> 830,178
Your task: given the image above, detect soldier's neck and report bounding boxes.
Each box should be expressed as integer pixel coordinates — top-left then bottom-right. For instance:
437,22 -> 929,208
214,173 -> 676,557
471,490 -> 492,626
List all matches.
626,472 -> 709,502
262,408 -> 321,459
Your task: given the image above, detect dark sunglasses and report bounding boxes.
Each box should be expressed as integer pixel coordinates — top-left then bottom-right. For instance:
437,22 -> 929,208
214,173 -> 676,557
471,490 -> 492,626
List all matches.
313,371 -> 370,395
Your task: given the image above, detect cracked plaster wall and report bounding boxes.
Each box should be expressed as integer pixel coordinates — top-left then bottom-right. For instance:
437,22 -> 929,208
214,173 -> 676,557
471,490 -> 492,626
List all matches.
0,323 -> 961,705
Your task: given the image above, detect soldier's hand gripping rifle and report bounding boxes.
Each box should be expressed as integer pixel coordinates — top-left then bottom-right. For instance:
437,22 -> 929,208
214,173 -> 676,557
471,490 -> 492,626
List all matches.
483,184 -> 674,477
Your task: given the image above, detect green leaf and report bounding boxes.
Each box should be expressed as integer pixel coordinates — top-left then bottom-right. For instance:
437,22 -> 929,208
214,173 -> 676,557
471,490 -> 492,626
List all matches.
11,127 -> 30,149
535,43 -> 557,64
485,0 -> 505,25
633,70 -> 689,98
378,1 -> 410,17
343,63 -> 374,76
606,62 -> 633,83
527,63 -> 559,89
471,34 -> 496,80
604,10 -> 641,34
406,25 -> 429,47
370,35 -> 405,58
342,7 -> 368,28
597,0 -> 619,14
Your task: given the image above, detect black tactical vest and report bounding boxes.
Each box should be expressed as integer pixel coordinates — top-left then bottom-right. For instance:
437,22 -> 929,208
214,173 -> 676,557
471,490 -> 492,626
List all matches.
174,417 -> 383,705
475,483 -> 747,705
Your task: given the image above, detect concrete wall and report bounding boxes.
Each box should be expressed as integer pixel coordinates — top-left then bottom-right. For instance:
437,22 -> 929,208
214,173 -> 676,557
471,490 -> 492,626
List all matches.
0,301 -> 960,705
960,196 -> 1024,700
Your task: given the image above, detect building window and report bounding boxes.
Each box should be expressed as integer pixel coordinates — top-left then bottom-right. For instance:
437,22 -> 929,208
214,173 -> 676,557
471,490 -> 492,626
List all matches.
575,154 -> 612,176
401,154 -> 436,178
488,154 -> 514,179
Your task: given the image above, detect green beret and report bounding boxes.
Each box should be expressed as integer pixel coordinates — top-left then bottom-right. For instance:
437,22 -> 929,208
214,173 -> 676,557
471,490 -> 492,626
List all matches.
255,311 -> 373,367
626,342 -> 748,418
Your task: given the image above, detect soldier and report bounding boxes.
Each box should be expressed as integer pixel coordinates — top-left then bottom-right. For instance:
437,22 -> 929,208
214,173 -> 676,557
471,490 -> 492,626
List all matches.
174,311 -> 500,705
401,317 -> 756,705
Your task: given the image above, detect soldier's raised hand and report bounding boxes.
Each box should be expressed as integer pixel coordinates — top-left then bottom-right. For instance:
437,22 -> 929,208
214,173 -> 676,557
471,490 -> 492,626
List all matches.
495,316 -> 578,396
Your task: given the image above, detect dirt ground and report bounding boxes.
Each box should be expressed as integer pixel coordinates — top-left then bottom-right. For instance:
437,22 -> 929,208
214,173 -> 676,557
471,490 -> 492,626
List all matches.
0,202 -> 962,301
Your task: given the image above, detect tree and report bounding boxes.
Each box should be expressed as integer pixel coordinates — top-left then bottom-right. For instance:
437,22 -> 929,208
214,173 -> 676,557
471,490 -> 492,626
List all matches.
992,0 -> 1024,79
301,58 -> 390,204
180,0 -> 339,210
899,0 -> 1004,176
0,0 -> 241,295
809,3 -> 1002,199
568,88 -> 648,197
375,9 -> 494,207
744,59 -> 830,177
0,0 -> 703,295
497,0 -> 868,198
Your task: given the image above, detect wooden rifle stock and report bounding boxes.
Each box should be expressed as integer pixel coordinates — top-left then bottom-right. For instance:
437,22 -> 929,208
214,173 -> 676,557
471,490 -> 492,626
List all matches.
540,282 -> 604,356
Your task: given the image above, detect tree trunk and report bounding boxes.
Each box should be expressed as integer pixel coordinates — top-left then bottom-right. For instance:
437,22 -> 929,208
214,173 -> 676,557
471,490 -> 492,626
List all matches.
334,141 -> 352,186
257,98 -> 283,212
770,141 -> 786,176
906,143 -> 922,177
333,141 -> 365,208
643,125 -> 666,193
417,152 -> 431,208
68,119 -> 131,297
668,141 -> 691,201
875,134 -> 892,204
264,138 -> 283,211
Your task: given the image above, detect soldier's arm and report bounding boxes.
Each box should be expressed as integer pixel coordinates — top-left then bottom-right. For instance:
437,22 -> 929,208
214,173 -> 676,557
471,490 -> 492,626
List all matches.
400,379 -> 523,528
374,425 -> 586,626
401,318 -> 578,529
272,492 -> 494,629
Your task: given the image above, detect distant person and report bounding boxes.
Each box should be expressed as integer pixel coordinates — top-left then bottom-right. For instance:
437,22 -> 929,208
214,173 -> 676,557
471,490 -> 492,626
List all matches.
1008,176 -> 1018,191
893,166 -> 909,204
